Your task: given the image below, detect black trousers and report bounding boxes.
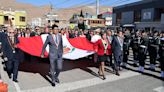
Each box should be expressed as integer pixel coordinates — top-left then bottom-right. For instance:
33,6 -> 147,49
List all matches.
6,58 -> 20,80
49,57 -> 63,84
160,57 -> 164,71
149,47 -> 157,65
138,48 -> 147,67
113,53 -> 123,71
133,49 -> 139,61
123,50 -> 129,63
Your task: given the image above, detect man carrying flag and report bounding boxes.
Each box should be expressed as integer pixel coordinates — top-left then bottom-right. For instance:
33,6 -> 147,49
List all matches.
41,25 -> 63,87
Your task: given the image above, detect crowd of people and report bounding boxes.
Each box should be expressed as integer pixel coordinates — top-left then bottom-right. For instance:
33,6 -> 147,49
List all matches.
0,25 -> 164,87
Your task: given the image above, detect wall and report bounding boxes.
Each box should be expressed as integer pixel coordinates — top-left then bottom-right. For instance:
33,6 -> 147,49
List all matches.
15,11 -> 26,28
112,13 -> 116,26
161,13 -> 164,24
121,11 -> 134,25
0,11 -> 4,25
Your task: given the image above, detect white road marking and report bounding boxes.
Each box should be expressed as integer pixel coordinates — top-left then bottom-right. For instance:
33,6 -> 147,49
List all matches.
153,86 -> 164,92
22,71 -> 140,92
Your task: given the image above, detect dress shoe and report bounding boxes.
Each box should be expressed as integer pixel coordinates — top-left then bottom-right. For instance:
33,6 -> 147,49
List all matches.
13,79 -> 18,83
51,83 -> 56,87
9,75 -> 12,79
116,71 -> 120,76
119,67 -> 123,71
133,63 -> 138,67
55,78 -> 60,83
102,75 -> 106,80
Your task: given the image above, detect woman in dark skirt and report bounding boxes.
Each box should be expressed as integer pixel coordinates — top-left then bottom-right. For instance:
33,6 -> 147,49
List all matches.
94,32 -> 112,80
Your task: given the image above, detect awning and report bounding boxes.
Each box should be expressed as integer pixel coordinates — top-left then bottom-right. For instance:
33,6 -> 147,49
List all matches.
123,24 -> 135,27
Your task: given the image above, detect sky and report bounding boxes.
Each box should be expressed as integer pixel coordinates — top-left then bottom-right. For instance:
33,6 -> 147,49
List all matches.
16,0 -> 142,8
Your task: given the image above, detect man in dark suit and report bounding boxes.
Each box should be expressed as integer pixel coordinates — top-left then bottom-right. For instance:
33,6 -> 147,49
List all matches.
41,25 -> 63,87
1,27 -> 22,82
112,30 -> 124,76
107,29 -> 113,67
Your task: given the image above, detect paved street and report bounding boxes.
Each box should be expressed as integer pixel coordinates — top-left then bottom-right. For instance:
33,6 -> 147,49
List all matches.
0,50 -> 164,92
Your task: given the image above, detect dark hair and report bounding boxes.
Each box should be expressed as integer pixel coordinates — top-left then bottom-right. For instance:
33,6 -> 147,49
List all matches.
100,32 -> 106,37
117,30 -> 122,34
52,24 -> 58,30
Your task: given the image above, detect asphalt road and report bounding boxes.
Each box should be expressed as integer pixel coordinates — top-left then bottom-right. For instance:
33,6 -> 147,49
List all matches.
0,50 -> 163,92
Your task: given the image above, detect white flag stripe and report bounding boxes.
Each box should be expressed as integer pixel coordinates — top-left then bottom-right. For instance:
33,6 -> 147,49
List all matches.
41,34 -> 95,60
41,34 -> 49,53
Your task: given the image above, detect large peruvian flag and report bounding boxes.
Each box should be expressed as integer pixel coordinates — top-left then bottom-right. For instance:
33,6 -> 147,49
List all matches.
17,34 -> 95,60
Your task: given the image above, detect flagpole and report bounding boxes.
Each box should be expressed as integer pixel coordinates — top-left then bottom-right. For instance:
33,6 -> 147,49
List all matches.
96,0 -> 100,16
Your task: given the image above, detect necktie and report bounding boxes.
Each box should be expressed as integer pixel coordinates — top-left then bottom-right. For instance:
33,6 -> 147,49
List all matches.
55,35 -> 58,44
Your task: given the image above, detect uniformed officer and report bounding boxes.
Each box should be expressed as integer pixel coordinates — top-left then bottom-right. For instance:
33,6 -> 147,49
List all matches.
148,31 -> 160,71
138,31 -> 149,72
159,33 -> 164,78
122,29 -> 131,68
131,31 -> 141,67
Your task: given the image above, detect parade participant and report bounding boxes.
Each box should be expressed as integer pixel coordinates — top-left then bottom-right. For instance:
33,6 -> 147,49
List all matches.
131,31 -> 141,67
41,25 -> 63,87
91,28 -> 101,62
40,26 -> 50,35
87,30 -> 94,41
30,26 -> 40,37
106,29 -> 113,67
79,31 -> 86,37
24,28 -> 31,38
112,30 -> 124,76
94,32 -> 112,80
138,31 -> 149,72
122,29 -> 131,68
159,33 -> 164,78
16,29 -> 24,37
1,26 -> 22,82
148,31 -> 160,71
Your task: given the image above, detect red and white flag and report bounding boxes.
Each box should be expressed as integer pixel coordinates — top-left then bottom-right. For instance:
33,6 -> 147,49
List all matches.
17,34 -> 95,60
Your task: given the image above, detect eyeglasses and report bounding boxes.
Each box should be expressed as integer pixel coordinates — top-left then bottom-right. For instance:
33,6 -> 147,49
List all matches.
9,32 -> 15,34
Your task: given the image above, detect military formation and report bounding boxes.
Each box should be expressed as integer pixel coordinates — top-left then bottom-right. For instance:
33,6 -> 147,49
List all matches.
122,29 -> 164,78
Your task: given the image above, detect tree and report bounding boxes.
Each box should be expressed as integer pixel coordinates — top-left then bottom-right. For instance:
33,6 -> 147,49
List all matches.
80,10 -> 84,18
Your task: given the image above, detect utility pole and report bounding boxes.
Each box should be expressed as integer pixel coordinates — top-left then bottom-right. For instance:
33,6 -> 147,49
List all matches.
96,0 -> 100,16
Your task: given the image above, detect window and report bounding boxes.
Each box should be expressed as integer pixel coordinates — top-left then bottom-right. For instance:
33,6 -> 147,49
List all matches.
4,16 -> 8,21
134,10 -> 141,22
20,16 -> 26,22
116,13 -> 121,24
155,8 -> 164,22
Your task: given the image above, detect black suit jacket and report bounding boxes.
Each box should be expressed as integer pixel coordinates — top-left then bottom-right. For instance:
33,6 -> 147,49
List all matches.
112,35 -> 123,56
41,34 -> 63,60
1,34 -> 23,61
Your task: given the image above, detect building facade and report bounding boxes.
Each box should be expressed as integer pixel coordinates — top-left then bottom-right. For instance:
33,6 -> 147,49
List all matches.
98,11 -> 113,26
0,9 -> 26,28
113,0 -> 164,31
